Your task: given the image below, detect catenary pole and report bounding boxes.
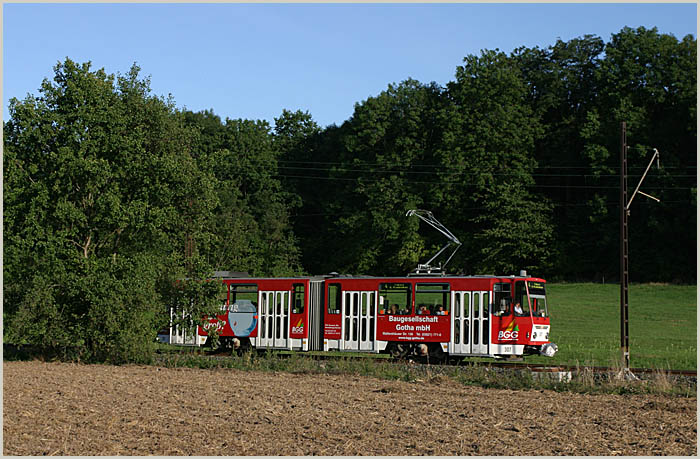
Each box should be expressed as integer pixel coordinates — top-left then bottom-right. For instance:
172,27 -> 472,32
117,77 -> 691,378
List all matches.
618,122 -> 660,377
620,122 -> 630,372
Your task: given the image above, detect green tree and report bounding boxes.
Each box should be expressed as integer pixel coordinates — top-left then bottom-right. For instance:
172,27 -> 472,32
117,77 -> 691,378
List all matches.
3,59 -> 219,362
320,80 -> 451,275
597,27 -> 696,282
446,49 -> 554,274
511,28 -> 695,282
273,109 -> 325,273
183,111 -> 303,276
512,36 -> 611,279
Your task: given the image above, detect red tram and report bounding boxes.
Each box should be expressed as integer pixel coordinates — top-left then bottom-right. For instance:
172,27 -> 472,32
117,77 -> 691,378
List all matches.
164,211 -> 557,360
166,271 -> 558,360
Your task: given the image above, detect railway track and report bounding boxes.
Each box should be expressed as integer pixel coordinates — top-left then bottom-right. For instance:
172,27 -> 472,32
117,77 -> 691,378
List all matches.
161,347 -> 697,378
465,360 -> 697,377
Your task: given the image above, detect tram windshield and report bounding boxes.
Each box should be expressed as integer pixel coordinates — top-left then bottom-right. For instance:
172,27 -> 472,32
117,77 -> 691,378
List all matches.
514,281 -> 548,318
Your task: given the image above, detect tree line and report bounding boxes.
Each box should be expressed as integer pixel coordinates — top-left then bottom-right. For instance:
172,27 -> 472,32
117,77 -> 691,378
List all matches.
3,26 -> 695,362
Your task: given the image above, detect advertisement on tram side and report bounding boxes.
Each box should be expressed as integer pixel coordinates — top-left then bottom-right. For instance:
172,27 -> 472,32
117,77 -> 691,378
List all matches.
376,314 -> 451,342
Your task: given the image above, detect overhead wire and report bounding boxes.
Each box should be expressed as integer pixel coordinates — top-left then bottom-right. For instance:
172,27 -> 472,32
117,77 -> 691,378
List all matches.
273,173 -> 693,191
275,165 -> 694,179
288,200 -> 689,218
273,157 -> 696,171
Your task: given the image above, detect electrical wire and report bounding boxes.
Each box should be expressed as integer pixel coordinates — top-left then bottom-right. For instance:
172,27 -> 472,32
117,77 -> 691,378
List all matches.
273,174 -> 694,191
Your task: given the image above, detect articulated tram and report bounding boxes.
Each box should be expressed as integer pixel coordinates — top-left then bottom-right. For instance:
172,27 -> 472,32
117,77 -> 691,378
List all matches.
164,211 -> 557,360
166,271 -> 558,360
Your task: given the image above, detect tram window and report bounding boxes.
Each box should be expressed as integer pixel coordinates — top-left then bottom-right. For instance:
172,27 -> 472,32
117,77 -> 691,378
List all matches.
277,294 -> 284,315
532,297 -> 548,317
514,301 -> 530,316
327,284 -> 341,314
230,284 -> 258,311
525,281 -> 548,317
415,284 -> 450,315
292,284 -> 305,314
379,283 -> 411,315
493,283 -> 511,316
514,281 -> 530,316
482,293 -> 489,317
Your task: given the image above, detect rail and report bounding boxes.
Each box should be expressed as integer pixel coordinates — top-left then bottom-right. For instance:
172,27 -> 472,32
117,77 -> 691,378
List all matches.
159,347 -> 697,378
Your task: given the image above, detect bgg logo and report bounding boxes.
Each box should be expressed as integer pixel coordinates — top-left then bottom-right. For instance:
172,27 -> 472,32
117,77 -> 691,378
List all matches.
498,330 -> 518,340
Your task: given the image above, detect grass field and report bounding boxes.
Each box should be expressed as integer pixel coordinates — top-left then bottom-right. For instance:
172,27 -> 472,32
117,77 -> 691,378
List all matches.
162,283 -> 695,371
523,283 -> 697,370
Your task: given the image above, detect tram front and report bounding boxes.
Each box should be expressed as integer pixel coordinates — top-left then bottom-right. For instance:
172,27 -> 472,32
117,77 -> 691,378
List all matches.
514,279 -> 558,357
493,276 -> 558,358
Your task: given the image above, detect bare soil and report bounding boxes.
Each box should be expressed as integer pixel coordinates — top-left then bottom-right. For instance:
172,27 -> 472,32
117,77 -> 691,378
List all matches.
3,360 -> 697,456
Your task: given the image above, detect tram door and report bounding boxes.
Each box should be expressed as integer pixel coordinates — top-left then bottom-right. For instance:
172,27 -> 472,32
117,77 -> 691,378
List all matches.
450,291 -> 490,355
472,291 -> 490,355
341,291 -> 376,351
257,291 -> 290,349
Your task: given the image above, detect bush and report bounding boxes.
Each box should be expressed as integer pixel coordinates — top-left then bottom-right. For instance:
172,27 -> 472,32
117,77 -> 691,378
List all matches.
5,255 -> 164,364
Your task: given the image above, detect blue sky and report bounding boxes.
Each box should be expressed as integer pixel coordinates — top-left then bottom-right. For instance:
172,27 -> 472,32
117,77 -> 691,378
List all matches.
3,3 -> 697,128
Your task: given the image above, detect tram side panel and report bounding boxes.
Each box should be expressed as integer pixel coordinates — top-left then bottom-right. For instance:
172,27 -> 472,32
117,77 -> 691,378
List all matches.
376,281 -> 450,346
256,279 -> 311,351
322,279 -> 381,352
322,281 -> 343,351
190,275 -> 555,359
197,280 -> 260,348
323,278 -> 456,354
197,278 -> 313,351
289,281 -> 308,349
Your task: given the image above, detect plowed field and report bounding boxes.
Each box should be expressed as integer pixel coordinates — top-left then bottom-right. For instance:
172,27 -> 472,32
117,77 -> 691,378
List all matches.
3,360 -> 697,455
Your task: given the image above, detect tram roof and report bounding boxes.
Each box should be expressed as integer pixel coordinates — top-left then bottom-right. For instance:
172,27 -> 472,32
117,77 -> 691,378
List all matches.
211,273 -> 544,281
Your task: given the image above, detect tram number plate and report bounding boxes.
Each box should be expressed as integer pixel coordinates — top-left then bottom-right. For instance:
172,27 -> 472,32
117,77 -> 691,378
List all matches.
503,346 -> 512,353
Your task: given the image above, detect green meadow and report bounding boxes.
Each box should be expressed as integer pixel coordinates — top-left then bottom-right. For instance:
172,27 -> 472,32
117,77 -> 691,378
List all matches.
151,283 -> 696,371
525,283 -> 697,370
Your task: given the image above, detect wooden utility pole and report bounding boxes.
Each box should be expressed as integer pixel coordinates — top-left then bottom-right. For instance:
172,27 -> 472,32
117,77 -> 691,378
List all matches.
619,122 -> 660,376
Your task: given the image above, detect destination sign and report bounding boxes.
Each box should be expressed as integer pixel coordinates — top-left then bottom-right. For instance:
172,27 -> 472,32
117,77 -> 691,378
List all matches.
527,281 -> 546,295
380,283 -> 410,291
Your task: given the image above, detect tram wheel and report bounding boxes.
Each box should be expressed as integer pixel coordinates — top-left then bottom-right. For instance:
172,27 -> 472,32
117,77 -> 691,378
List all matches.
427,343 -> 448,364
388,342 -> 410,359
235,339 -> 252,357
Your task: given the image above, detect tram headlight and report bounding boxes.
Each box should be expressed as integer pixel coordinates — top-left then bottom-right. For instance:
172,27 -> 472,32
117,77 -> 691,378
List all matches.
532,332 -> 537,340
